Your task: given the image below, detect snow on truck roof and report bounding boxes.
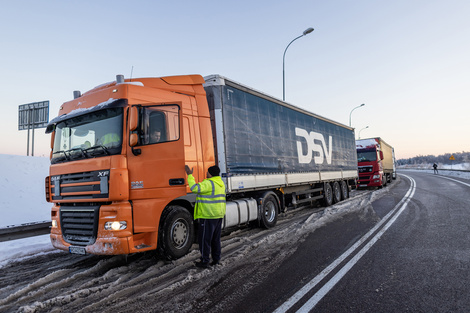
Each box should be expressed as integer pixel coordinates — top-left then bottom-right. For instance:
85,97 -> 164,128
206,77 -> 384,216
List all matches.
356,138 -> 379,149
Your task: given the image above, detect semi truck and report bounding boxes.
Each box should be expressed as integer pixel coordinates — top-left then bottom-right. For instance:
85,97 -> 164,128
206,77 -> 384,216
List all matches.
356,137 -> 396,188
45,74 -> 358,259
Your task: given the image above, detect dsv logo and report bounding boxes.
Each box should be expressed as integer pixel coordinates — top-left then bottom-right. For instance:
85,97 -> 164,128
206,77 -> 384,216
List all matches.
295,127 -> 332,164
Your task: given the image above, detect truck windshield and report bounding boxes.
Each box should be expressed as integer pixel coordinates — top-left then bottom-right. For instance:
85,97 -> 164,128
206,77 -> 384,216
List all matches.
357,150 -> 377,162
51,108 -> 123,164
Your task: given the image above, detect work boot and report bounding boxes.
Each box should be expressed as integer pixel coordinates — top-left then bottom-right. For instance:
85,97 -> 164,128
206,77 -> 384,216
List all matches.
195,261 -> 209,269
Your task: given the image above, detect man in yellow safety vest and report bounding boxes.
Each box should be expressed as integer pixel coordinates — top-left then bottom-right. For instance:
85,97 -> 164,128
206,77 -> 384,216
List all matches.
185,165 -> 226,268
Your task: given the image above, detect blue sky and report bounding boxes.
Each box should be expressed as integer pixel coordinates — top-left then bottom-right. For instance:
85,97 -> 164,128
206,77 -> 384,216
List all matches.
1,0 -> 469,159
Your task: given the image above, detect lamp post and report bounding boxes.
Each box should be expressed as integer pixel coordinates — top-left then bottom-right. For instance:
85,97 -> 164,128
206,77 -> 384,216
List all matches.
349,103 -> 365,127
283,27 -> 314,101
358,126 -> 369,139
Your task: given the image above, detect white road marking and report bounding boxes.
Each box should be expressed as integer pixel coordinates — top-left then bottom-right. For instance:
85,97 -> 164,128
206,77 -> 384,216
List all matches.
437,175 -> 470,188
274,174 -> 416,313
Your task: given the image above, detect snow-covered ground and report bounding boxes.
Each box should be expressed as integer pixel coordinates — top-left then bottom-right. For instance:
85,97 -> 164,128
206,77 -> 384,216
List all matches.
0,154 -> 51,228
1,154 -> 469,268
400,167 -> 470,180
0,154 -> 53,266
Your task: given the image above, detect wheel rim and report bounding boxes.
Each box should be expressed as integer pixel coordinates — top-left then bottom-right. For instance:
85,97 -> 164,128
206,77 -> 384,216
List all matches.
341,181 -> 348,198
171,218 -> 188,249
326,185 -> 333,203
334,183 -> 340,200
264,201 -> 276,223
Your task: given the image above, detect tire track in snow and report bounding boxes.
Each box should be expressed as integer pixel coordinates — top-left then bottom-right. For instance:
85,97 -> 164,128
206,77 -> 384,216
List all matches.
1,188 -> 387,313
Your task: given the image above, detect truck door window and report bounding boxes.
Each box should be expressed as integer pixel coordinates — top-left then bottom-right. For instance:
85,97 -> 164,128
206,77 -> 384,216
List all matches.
141,105 -> 180,145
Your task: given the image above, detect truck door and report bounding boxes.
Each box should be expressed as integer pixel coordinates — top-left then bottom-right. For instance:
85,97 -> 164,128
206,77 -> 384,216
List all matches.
126,104 -> 187,231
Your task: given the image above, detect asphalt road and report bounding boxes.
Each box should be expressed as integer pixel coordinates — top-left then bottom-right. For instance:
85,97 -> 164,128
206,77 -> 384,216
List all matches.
240,171 -> 470,313
3,172 -> 470,312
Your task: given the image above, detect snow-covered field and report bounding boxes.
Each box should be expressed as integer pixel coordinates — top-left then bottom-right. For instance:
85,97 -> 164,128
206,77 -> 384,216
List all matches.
400,167 -> 470,180
1,154 -> 469,269
0,154 -> 51,228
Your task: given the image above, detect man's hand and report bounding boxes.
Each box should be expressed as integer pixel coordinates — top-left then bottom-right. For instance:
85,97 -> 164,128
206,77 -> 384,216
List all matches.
185,165 -> 193,175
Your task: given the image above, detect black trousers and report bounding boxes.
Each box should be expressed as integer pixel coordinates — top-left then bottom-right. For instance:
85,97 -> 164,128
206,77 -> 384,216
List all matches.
198,218 -> 223,264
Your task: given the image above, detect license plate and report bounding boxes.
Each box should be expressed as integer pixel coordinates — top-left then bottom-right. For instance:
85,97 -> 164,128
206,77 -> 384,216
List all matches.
359,184 -> 368,187
69,246 -> 86,255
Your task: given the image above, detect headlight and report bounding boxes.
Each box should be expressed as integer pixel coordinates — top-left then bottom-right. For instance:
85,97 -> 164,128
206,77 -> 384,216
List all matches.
372,174 -> 381,179
51,220 -> 58,228
104,221 -> 127,231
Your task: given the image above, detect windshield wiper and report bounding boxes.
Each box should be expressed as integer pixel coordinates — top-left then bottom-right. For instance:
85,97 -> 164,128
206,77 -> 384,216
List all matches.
67,147 -> 89,159
53,150 -> 70,161
84,145 -> 110,156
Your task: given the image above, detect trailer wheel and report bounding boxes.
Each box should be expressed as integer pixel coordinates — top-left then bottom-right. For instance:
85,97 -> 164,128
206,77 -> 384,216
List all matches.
322,183 -> 334,207
332,182 -> 341,203
340,180 -> 349,200
158,205 -> 194,260
260,194 -> 278,228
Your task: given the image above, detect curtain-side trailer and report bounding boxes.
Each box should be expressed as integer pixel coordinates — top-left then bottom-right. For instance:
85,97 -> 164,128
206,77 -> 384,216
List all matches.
46,74 -> 358,260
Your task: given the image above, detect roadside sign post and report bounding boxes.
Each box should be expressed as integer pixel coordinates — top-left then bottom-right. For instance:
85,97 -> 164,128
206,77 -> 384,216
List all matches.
18,101 -> 49,156
449,155 -> 455,170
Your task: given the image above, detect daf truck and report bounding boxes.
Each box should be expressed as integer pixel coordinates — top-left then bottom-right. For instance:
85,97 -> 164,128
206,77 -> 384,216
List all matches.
45,74 -> 358,259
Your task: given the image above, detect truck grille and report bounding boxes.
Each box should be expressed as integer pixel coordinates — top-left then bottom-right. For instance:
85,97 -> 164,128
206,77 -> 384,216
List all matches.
358,166 -> 373,173
60,206 -> 99,246
51,170 -> 110,201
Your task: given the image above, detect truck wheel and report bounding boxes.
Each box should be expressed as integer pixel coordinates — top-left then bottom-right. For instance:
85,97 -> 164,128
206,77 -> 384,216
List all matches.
340,180 -> 349,200
379,175 -> 386,189
332,182 -> 341,203
260,193 -> 278,228
158,205 -> 194,260
322,183 -> 334,207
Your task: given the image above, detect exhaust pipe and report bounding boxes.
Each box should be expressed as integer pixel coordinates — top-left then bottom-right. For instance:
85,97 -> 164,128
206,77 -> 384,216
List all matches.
116,74 -> 125,84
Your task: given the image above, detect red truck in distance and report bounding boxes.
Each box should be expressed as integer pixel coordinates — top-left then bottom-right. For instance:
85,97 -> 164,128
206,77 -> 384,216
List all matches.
356,137 -> 396,188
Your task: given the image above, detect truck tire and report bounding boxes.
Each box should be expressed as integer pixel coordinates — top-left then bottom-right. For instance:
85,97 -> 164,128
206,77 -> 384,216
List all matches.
322,183 -> 334,207
259,193 -> 278,229
340,180 -> 349,200
158,205 -> 194,260
379,175 -> 386,189
332,182 -> 341,203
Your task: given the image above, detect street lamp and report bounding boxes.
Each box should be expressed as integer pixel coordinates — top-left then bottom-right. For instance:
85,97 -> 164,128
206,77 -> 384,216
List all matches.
358,126 -> 369,139
283,27 -> 314,101
349,103 -> 365,127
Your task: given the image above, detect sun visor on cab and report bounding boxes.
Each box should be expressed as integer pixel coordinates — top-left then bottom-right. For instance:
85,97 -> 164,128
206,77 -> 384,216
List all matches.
45,99 -> 127,133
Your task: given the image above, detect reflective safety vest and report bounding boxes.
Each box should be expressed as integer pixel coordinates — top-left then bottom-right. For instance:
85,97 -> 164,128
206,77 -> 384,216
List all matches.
187,174 -> 226,219
101,133 -> 120,146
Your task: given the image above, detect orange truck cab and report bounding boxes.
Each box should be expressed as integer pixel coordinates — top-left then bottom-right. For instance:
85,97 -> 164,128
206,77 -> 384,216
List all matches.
46,74 -> 358,259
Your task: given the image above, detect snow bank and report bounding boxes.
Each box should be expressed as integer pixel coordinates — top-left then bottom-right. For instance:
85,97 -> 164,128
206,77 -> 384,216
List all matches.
399,168 -> 470,180
0,234 -> 55,268
0,154 -> 51,228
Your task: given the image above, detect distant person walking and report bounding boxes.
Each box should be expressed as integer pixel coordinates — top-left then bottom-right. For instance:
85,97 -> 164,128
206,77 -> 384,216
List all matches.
433,163 -> 438,174
185,165 -> 226,268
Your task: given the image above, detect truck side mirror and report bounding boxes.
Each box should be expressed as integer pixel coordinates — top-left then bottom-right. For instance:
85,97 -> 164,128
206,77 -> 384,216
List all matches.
129,133 -> 139,147
130,133 -> 141,156
129,107 -> 139,131
380,151 -> 384,160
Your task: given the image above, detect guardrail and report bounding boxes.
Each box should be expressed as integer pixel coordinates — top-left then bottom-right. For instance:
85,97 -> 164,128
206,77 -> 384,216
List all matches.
0,222 -> 50,242
398,167 -> 470,172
